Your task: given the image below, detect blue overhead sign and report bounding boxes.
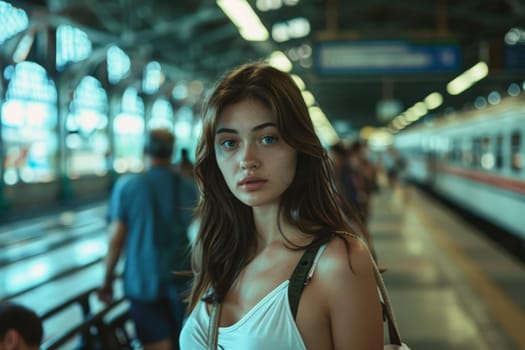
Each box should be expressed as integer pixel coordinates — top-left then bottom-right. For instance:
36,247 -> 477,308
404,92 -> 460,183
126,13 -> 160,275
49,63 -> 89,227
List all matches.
314,40 -> 461,74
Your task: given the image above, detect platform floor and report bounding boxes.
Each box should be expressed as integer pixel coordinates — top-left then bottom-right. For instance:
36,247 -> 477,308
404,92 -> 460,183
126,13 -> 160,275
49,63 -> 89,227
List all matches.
1,184 -> 524,349
373,185 -> 525,350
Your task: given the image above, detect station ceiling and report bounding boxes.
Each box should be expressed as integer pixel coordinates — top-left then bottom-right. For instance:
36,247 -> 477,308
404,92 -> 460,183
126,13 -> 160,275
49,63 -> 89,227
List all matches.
8,0 -> 525,134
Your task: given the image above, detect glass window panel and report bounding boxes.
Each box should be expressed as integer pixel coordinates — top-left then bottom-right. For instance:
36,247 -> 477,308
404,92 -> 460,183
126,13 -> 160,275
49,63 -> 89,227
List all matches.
6,62 -> 57,103
480,135 -> 494,170
511,131 -> 523,171
461,139 -> 472,166
169,112 -> 201,164
0,1 -> 29,45
2,62 -> 58,185
107,45 -> 131,84
56,25 -> 92,71
67,76 -> 109,177
452,139 -> 460,162
148,98 -> 173,130
113,87 -> 145,173
495,134 -> 503,169
472,137 -> 482,167
142,61 -> 162,95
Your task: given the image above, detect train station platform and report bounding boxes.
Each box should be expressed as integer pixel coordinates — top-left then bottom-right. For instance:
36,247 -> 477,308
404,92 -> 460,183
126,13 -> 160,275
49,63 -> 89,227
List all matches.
1,184 -> 524,349
373,185 -> 525,350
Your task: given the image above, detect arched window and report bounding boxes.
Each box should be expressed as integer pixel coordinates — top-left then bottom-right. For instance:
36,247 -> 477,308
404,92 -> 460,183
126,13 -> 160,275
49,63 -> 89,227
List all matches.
56,25 -> 92,71
0,2 -> 29,45
148,98 -> 174,130
66,76 -> 109,177
173,105 -> 196,162
1,62 -> 57,184
113,87 -> 145,173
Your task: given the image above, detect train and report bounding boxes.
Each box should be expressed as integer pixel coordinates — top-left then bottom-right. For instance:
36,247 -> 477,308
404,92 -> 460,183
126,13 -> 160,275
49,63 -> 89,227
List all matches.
394,94 -> 525,256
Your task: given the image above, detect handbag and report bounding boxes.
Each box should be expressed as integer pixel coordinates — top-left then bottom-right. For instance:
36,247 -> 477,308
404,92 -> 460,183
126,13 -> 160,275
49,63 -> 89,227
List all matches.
206,232 -> 411,350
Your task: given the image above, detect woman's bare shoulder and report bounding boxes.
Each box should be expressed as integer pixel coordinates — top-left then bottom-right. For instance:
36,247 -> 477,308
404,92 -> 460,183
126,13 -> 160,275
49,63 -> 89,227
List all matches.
317,233 -> 375,279
311,232 -> 383,348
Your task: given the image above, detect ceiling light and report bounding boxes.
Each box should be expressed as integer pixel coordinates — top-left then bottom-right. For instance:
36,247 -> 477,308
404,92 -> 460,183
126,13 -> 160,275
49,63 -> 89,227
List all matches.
291,74 -> 305,90
256,0 -> 282,11
487,91 -> 501,105
423,92 -> 443,110
217,0 -> 269,41
301,90 -> 315,106
447,61 -> 488,95
412,102 -> 428,117
267,50 -> 292,72
309,106 -> 339,146
504,27 -> 525,45
507,83 -> 520,96
271,17 -> 310,43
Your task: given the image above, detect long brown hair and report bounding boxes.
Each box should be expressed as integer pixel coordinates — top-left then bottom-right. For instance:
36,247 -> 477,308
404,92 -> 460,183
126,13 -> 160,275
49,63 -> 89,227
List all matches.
188,62 -> 360,310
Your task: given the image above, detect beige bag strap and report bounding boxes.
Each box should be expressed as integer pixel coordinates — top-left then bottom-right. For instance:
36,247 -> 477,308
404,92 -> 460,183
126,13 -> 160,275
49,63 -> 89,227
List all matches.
337,231 -> 403,346
207,302 -> 221,350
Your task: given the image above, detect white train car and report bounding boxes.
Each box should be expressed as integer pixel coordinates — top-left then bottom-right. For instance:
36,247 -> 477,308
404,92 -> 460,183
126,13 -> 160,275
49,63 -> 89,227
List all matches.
394,96 -> 525,246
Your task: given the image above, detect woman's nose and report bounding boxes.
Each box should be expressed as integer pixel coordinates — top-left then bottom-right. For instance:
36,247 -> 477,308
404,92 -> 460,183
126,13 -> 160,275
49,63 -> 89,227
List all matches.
240,144 -> 260,170
241,159 -> 259,170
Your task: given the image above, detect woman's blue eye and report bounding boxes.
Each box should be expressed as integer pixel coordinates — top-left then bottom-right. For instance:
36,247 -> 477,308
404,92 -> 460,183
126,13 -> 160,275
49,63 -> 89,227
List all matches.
221,139 -> 236,148
261,136 -> 277,144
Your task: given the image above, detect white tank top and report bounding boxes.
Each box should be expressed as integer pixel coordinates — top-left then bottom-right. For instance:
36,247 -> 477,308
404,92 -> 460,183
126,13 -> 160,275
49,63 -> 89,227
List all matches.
179,245 -> 327,350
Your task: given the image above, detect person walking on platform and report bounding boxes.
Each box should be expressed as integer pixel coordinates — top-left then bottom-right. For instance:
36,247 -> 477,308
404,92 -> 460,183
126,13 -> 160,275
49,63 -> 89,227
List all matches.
179,63 -> 383,349
0,302 -> 43,350
173,148 -> 195,180
328,142 -> 376,260
98,129 -> 198,350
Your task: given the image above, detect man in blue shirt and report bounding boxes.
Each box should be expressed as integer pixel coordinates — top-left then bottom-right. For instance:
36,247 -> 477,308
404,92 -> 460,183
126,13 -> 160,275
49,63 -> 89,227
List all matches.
98,129 -> 197,350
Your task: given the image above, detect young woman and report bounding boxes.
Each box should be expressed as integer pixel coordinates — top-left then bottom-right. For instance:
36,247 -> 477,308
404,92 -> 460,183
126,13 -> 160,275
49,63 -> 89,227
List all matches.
179,62 -> 383,349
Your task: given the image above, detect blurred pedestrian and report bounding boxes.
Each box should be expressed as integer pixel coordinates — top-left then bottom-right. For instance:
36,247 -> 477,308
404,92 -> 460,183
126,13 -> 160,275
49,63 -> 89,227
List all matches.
0,302 -> 43,350
175,148 -> 194,180
179,62 -> 382,349
328,142 -> 360,210
347,141 -> 378,223
99,128 -> 198,350
328,142 -> 377,259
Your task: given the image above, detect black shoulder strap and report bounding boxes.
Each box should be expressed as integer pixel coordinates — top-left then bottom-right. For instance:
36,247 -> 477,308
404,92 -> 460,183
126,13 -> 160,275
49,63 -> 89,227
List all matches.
288,244 -> 322,320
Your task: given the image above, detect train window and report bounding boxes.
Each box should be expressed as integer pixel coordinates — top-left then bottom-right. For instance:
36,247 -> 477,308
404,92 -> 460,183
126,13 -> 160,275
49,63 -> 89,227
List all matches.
495,134 -> 503,169
1,62 -> 58,185
452,139 -> 461,163
511,131 -> 523,171
461,140 -> 473,166
67,76 -> 109,178
480,136 -> 494,170
472,137 -> 482,168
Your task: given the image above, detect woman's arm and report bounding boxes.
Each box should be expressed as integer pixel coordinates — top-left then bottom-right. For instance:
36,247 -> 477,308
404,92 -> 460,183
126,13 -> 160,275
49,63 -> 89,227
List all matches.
320,236 -> 384,350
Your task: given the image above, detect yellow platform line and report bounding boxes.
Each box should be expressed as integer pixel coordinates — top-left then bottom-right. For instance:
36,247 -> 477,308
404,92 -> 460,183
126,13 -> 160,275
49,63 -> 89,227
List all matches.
413,200 -> 525,350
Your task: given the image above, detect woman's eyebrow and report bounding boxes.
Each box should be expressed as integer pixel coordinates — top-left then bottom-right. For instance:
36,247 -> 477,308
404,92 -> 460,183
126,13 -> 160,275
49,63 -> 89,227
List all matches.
216,127 -> 237,135
215,122 -> 277,135
252,122 -> 277,132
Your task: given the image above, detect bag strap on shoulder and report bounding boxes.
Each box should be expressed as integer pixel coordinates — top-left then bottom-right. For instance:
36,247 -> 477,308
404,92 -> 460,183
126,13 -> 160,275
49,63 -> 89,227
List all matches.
337,231 -> 403,346
287,244 -> 322,320
207,302 -> 221,349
